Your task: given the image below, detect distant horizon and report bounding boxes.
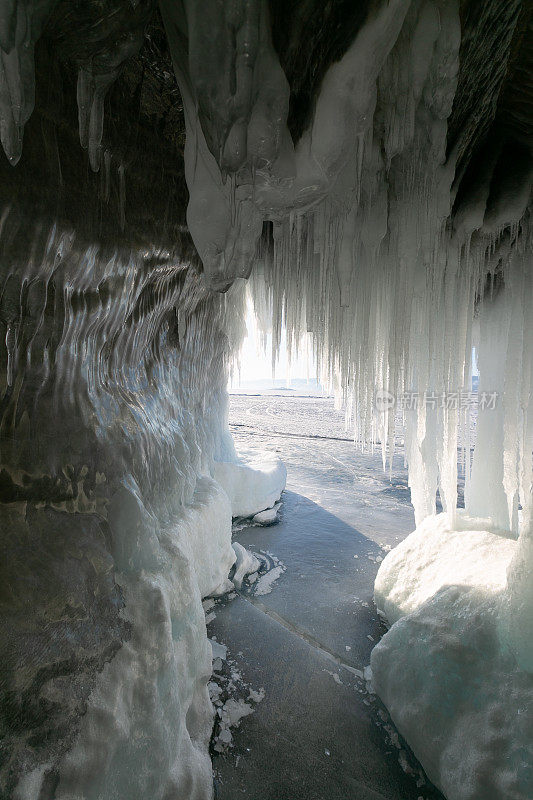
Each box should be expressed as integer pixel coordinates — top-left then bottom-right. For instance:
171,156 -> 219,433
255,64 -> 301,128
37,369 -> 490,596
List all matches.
229,375 -> 330,397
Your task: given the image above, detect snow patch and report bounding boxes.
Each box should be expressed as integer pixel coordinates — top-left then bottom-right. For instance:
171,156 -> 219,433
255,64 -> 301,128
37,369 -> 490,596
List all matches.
208,637 -> 265,755
252,501 -> 281,525
210,639 -> 228,662
324,670 -> 343,686
254,563 -> 285,596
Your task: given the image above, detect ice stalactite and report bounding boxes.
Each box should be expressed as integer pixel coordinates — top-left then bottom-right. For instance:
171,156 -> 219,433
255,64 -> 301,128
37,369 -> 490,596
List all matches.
473,244 -> 533,673
0,1 -> 156,171
0,0 -> 58,165
159,0 -> 287,290
75,28 -> 144,173
160,0 -> 411,289
166,0 -> 533,674
251,0 -> 467,524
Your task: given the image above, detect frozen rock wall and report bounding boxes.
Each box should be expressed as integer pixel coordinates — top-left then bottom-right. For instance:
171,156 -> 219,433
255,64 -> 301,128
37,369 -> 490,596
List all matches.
0,209 -> 246,798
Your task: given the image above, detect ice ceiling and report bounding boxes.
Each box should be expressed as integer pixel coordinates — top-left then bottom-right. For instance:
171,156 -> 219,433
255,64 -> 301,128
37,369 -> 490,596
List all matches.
0,1 -> 532,799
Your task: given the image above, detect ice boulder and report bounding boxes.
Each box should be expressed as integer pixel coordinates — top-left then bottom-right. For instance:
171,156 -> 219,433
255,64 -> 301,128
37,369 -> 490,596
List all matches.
371,512 -> 532,800
371,585 -> 533,800
374,511 -> 516,625
213,448 -> 286,518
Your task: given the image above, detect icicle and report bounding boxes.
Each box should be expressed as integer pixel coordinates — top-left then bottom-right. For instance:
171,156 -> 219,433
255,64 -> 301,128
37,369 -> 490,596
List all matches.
104,149 -> 111,202
0,0 -> 58,165
76,68 -> 92,151
118,163 -> 126,231
0,0 -> 17,53
77,68 -> 117,173
5,319 -> 15,386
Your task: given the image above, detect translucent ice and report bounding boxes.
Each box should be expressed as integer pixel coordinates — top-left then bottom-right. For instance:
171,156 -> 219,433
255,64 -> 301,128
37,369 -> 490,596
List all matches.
0,0 -> 58,165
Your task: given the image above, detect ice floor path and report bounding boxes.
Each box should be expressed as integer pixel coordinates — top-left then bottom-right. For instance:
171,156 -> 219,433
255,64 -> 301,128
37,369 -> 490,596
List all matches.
210,395 -> 446,800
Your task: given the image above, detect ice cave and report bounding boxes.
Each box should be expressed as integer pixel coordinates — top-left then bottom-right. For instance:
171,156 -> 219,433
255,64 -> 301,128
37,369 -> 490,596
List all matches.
0,1 -> 532,799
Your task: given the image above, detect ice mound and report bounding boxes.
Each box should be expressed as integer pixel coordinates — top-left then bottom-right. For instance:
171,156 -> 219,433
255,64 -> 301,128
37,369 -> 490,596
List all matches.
372,586 -> 533,800
374,512 -> 516,625
213,448 -> 286,518
372,514 -> 532,800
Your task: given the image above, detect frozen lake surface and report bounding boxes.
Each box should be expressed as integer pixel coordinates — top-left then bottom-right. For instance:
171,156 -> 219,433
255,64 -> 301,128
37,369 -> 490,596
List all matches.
207,394 -> 445,800
230,392 -> 366,441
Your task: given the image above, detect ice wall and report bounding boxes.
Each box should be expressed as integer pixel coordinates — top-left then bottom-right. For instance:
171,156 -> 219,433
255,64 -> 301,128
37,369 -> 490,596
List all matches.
0,5 -> 285,799
0,206 -> 248,797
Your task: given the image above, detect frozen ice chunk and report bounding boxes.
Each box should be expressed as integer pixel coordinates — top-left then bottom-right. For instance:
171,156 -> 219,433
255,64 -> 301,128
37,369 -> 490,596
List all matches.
231,542 -> 261,589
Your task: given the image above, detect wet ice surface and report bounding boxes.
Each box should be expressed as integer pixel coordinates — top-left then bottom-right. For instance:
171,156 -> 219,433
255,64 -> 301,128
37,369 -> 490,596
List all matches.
208,394 -> 445,800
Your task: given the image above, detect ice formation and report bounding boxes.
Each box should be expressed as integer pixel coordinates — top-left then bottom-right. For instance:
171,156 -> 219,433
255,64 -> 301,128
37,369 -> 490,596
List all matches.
207,633 -> 265,755
158,1 -> 533,797
252,501 -> 281,525
372,578 -> 533,800
374,512 -> 516,626
213,446 -> 286,518
0,1 -> 532,799
231,542 -> 261,590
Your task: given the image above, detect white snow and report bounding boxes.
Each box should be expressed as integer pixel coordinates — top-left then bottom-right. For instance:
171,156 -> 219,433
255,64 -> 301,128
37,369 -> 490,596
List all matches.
213,699 -> 254,753
208,636 -> 265,755
324,670 -> 343,686
210,639 -> 228,662
374,512 -> 516,626
254,564 -> 284,596
372,584 -> 533,800
248,687 -> 265,703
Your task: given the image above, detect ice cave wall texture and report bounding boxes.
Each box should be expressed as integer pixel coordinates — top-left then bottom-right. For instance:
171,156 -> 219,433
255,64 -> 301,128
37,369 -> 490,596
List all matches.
0,1 -> 532,799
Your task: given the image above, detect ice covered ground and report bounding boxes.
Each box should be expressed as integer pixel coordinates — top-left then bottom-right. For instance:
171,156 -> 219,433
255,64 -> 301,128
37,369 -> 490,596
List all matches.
207,392 -> 446,800
229,391 -> 366,442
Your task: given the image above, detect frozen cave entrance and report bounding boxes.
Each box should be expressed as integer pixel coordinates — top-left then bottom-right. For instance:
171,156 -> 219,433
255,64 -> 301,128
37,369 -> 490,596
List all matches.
0,2 -> 532,800
218,296 -> 533,800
